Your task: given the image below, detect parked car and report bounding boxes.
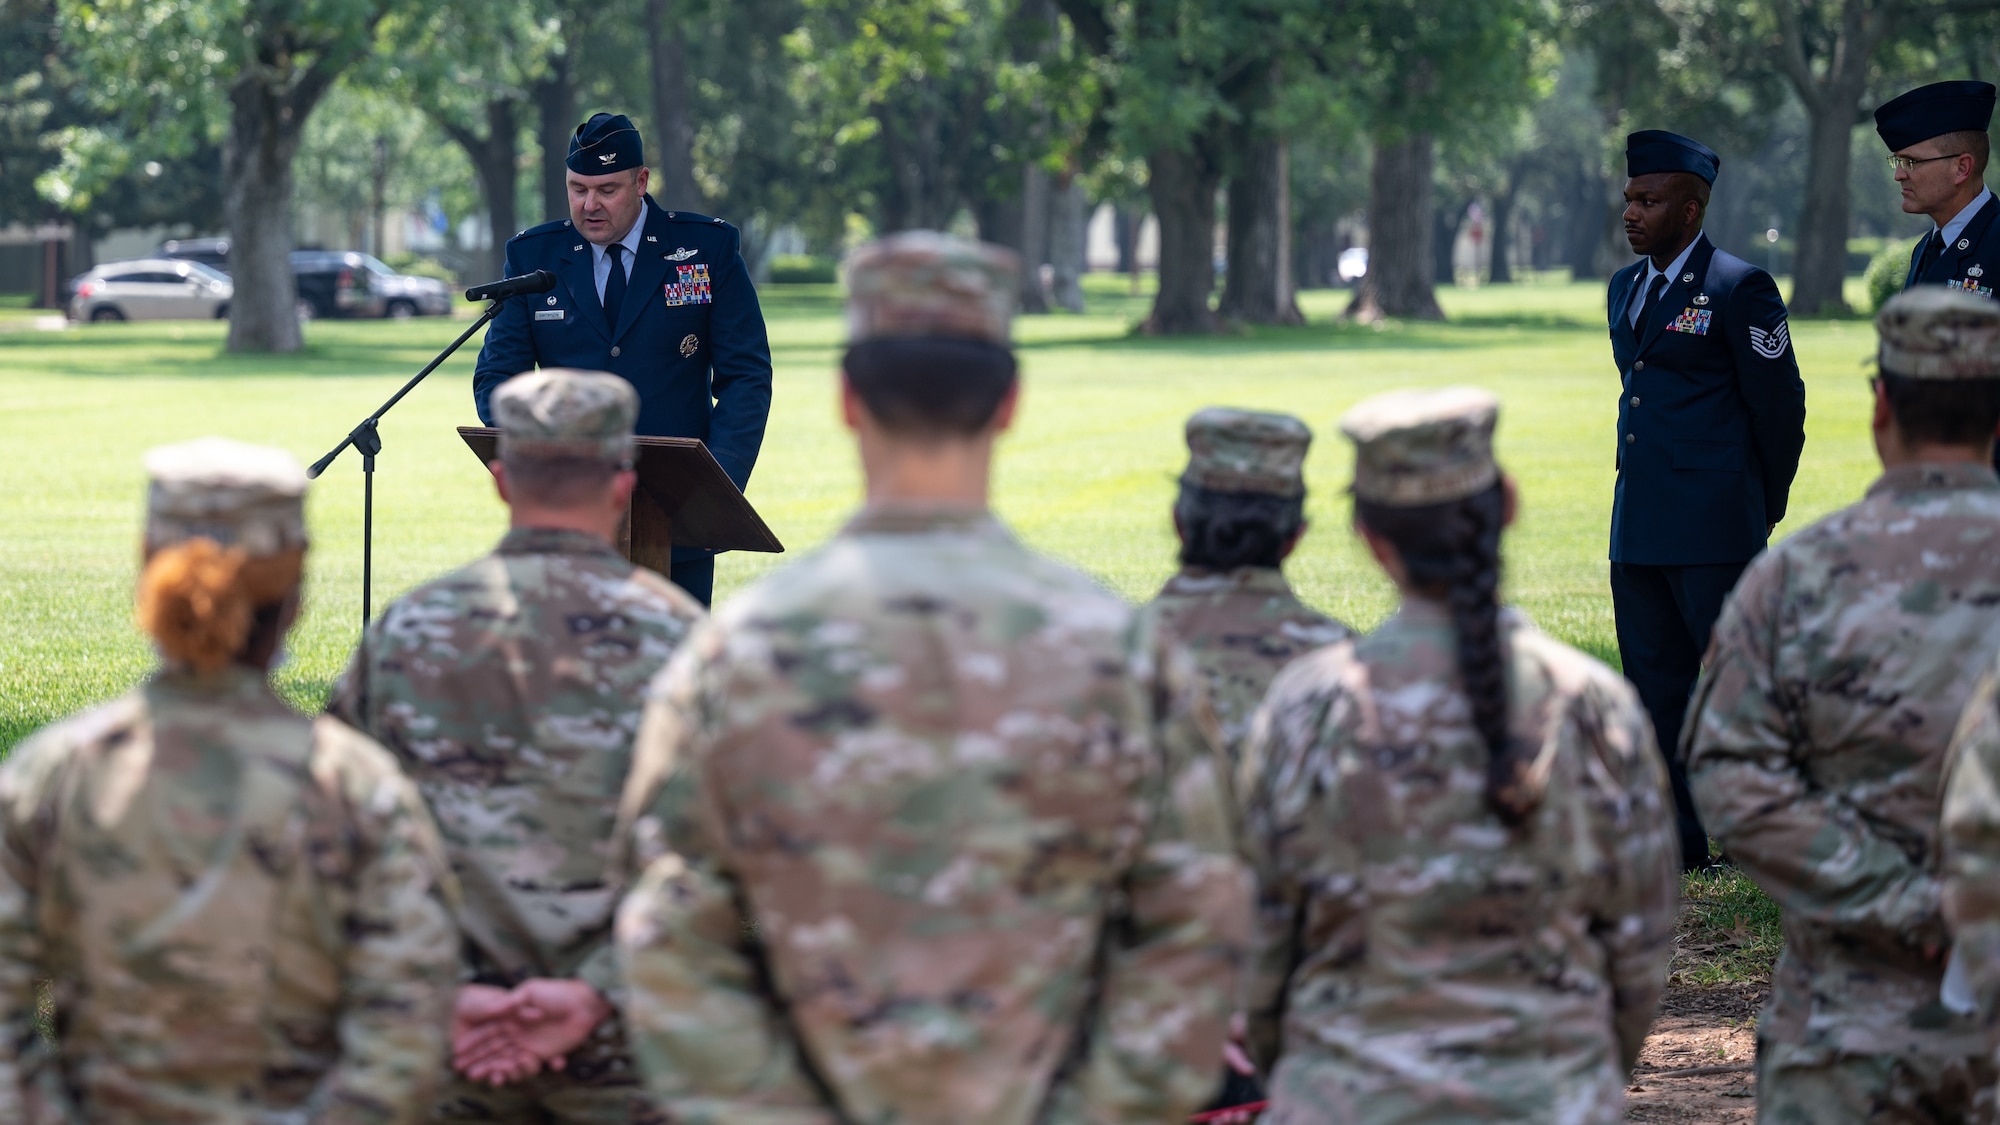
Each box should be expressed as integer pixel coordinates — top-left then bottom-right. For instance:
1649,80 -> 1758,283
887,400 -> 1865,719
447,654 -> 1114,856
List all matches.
69,259 -> 233,322
290,251 -> 452,319
157,240 -> 453,319
157,238 -> 232,274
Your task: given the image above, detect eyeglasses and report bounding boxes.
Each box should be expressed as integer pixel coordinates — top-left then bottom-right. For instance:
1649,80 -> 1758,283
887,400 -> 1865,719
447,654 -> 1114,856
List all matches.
1888,152 -> 1967,172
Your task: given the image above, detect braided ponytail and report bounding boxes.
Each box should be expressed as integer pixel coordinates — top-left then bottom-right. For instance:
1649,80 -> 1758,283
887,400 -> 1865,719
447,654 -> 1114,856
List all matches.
1357,482 -> 1531,825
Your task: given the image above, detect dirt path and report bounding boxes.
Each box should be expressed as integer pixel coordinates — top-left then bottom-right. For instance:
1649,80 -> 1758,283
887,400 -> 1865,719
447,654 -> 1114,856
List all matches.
1625,982 -> 1765,1122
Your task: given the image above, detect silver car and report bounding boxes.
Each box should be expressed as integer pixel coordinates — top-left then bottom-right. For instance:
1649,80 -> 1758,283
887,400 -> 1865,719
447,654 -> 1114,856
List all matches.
70,259 -> 233,322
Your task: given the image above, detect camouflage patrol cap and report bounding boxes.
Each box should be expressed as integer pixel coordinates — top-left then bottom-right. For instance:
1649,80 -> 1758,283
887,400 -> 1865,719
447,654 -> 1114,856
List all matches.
844,230 -> 1020,347
1182,407 -> 1311,498
494,368 -> 639,461
144,437 -> 309,557
1340,386 -> 1501,506
1877,287 -> 2000,379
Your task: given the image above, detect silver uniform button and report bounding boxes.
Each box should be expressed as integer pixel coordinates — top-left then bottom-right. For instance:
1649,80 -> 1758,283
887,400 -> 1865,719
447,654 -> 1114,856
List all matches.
1634,360 -> 1645,371
1630,396 -> 1640,406
1626,433 -> 1635,444
610,346 -> 622,357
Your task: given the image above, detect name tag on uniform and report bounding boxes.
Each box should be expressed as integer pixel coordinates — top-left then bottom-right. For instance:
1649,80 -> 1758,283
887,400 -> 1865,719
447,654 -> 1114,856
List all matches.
663,263 -> 714,307
1667,308 -> 1712,335
535,309 -> 565,321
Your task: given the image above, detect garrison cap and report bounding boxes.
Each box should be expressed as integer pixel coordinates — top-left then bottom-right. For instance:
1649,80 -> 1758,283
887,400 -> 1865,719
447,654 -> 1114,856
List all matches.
568,112 -> 645,176
1182,407 -> 1311,498
144,437 -> 308,557
1341,386 -> 1501,507
844,231 -> 1020,347
1877,287 -> 2000,379
494,368 -> 639,461
1875,81 -> 1997,152
1626,130 -> 1721,185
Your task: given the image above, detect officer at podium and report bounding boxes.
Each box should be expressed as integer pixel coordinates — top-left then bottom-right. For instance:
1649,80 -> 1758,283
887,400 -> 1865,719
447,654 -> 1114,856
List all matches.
473,112 -> 774,605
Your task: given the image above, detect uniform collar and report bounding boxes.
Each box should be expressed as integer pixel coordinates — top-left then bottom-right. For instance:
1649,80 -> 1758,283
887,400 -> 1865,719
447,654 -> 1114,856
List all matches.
149,661 -> 273,699
1865,461 -> 2000,497
1936,187 -> 1995,246
841,502 -> 1004,536
1642,232 -> 1704,291
497,526 -> 624,558
591,198 -> 650,269
1161,565 -> 1295,597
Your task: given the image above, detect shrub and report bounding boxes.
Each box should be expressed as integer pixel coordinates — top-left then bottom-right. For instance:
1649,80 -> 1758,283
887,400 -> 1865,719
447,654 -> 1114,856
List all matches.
1865,238 -> 1919,313
384,255 -> 459,285
768,254 -> 837,284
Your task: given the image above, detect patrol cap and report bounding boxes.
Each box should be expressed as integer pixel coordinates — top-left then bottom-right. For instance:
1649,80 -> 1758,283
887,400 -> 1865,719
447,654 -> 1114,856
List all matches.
568,112 -> 645,176
1874,81 -> 1996,152
844,231 -> 1020,348
1182,407 -> 1311,498
1877,287 -> 2000,379
494,368 -> 639,461
1625,130 -> 1721,185
1340,386 -> 1501,507
144,437 -> 309,557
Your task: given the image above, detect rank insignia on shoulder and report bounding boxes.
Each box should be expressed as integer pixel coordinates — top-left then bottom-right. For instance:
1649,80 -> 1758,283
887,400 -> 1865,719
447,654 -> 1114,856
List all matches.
1693,294 -> 1709,305
666,247 -> 698,262
680,333 -> 699,357
1667,308 -> 1713,336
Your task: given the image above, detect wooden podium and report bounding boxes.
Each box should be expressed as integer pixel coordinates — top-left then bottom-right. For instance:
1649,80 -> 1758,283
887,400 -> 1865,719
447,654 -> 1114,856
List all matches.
457,427 -> 783,574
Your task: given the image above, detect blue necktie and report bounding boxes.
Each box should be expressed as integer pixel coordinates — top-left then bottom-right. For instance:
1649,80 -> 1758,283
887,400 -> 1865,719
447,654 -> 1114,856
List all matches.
1635,273 -> 1667,338
1916,230 -> 1945,280
603,243 -> 627,332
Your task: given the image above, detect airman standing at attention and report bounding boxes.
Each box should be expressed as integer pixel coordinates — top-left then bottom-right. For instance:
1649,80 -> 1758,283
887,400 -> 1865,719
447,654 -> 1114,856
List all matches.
0,438 -> 460,1124
328,369 -> 707,1124
609,231 -> 1251,1125
1685,289 -> 2000,1123
1138,407 -> 1352,780
1239,387 -> 1679,1124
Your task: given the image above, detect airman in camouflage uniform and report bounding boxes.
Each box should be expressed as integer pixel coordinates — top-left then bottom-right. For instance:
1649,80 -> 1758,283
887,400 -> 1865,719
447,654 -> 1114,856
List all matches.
0,438 -> 460,1124
1686,288 -> 2000,1122
611,231 -> 1251,1125
1240,388 -> 1680,1124
1137,408 -> 1352,784
328,370 -> 705,1124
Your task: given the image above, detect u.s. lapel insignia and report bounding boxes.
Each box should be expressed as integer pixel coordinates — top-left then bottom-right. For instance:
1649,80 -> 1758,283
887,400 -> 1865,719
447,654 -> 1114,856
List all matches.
666,247 -> 698,262
546,295 -> 557,305
1681,272 -> 1694,283
1693,293 -> 1709,305
1971,264 -> 1986,278
646,235 -> 658,243
572,244 -> 584,252
680,333 -> 699,357
1961,239 -> 1973,251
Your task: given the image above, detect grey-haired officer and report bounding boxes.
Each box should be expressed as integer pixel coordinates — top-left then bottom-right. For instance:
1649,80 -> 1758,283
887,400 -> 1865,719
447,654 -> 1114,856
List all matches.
472,112 -> 774,605
1607,129 -> 1808,872
1877,81 -> 1998,299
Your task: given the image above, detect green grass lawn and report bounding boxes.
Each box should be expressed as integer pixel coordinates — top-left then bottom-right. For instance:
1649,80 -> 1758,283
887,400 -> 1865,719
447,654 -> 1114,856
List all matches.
0,275 -> 1872,983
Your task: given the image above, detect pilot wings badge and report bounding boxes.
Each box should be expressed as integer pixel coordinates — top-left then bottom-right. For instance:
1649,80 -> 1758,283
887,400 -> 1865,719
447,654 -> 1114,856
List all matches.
1748,320 -> 1791,360
666,247 -> 699,262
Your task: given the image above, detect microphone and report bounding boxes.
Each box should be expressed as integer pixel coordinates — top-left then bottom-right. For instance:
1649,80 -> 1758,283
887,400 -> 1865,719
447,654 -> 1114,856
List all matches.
465,270 -> 557,302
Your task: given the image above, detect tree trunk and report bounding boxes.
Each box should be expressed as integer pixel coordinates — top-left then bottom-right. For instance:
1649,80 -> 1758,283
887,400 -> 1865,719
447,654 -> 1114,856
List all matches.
1048,173 -> 1087,313
223,80 -> 306,353
646,0 -> 703,210
1113,204 -> 1135,273
531,52 -> 575,224
1347,133 -> 1443,322
441,99 -> 523,285
1221,133 -> 1302,324
1432,200 -> 1465,285
1490,178 -> 1521,284
1145,144 -> 1222,334
1562,158 -> 1610,281
1790,91 -> 1863,315
1019,161 -> 1051,314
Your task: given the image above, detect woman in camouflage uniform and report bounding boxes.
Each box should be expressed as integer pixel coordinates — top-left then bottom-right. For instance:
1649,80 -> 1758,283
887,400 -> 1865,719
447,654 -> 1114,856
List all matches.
1238,387 -> 1680,1124
0,438 -> 460,1125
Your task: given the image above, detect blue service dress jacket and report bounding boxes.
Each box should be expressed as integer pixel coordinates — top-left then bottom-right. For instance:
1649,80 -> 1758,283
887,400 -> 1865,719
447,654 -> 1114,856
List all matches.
1904,193 -> 2000,294
1607,235 -> 1807,567
472,197 -> 774,493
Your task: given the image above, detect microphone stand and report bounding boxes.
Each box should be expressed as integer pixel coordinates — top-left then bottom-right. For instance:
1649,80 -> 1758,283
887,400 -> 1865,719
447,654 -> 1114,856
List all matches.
308,299 -> 504,626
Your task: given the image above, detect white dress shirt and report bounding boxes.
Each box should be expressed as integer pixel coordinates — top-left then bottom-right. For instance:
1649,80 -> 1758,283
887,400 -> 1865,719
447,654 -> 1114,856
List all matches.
1936,187 -> 1995,247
